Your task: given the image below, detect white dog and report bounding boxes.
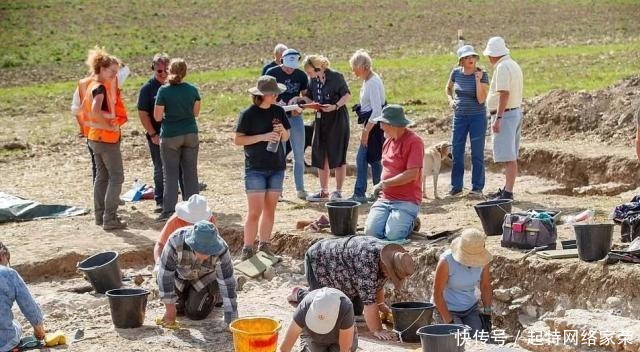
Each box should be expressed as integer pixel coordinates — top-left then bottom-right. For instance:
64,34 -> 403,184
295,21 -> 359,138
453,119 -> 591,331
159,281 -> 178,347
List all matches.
422,141 -> 452,199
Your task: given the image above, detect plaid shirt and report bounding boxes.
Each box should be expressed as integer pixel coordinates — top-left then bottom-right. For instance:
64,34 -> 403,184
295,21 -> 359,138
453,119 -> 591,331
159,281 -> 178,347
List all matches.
308,236 -> 386,305
157,228 -> 238,323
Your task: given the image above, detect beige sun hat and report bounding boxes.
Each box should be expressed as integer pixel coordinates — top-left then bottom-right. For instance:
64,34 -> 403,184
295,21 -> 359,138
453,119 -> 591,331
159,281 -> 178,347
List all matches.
248,75 -> 286,96
450,228 -> 493,267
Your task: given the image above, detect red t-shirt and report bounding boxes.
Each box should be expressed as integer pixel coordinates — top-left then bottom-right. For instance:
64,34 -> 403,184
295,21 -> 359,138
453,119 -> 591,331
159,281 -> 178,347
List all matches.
380,130 -> 424,204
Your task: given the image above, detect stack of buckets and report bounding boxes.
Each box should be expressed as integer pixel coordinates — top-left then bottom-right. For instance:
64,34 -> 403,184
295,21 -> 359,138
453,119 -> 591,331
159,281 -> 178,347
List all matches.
230,317 -> 281,352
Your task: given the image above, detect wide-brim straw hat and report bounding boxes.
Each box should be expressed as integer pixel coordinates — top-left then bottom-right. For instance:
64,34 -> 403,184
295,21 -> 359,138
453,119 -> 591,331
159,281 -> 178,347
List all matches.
451,228 -> 493,267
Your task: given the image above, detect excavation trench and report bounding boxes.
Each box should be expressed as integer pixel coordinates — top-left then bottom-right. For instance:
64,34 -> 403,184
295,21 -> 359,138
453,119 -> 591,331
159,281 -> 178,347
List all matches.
15,227 -> 640,341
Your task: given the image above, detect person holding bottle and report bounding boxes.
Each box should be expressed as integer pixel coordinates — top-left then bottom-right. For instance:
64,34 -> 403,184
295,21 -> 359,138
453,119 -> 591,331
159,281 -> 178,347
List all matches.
234,76 -> 291,261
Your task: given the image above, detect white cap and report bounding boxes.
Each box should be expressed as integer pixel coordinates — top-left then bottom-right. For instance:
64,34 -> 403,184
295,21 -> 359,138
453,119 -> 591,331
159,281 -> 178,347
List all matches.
175,194 -> 212,224
483,37 -> 510,57
305,288 -> 343,335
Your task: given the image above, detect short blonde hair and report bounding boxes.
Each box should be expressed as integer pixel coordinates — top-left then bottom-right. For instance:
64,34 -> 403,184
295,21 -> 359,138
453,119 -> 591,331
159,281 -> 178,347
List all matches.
85,46 -> 119,75
303,54 -> 330,71
349,49 -> 372,71
168,58 -> 187,85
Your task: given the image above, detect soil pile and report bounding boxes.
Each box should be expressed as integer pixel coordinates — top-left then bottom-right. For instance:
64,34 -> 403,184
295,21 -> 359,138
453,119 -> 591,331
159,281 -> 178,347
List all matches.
523,75 -> 640,144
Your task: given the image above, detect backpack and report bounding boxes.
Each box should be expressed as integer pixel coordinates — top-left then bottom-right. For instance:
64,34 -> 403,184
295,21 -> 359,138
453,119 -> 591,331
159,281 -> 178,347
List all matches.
501,211 -> 557,250
620,211 -> 640,243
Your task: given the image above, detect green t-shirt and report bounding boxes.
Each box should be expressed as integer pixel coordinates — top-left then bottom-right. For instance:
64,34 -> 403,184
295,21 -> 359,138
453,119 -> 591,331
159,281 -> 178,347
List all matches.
155,82 -> 201,138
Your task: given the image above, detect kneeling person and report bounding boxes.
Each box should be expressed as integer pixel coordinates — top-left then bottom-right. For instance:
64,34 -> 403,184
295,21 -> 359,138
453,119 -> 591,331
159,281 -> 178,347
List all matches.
280,287 -> 357,352
366,104 -> 424,241
157,221 -> 238,324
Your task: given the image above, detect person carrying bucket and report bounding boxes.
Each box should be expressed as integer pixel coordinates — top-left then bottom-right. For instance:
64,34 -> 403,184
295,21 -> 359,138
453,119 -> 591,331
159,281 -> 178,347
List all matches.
157,221 -> 238,325
432,228 -> 493,336
0,242 -> 47,351
288,236 -> 415,341
153,194 -> 217,264
280,287 -> 357,352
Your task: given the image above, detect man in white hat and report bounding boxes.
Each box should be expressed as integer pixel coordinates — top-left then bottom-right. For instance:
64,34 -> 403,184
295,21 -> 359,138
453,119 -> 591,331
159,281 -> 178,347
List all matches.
483,36 -> 523,200
157,220 -> 237,325
153,194 -> 216,263
280,287 -> 357,352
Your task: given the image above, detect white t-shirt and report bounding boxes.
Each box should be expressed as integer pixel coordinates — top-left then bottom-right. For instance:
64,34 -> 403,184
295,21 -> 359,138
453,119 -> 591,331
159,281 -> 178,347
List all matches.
487,55 -> 523,111
359,72 -> 385,122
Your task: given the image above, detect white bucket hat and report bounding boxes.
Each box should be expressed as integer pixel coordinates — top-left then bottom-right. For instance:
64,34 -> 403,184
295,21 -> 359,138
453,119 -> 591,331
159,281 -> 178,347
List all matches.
305,288 -> 344,335
457,45 -> 479,60
451,228 -> 493,267
175,194 -> 212,224
483,36 -> 510,57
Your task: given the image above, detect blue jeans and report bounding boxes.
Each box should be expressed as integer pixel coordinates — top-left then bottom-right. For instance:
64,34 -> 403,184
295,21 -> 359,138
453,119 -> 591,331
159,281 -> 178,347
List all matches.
245,169 -> 285,193
451,112 -> 487,192
288,115 -> 306,192
353,145 -> 382,197
365,200 -> 420,241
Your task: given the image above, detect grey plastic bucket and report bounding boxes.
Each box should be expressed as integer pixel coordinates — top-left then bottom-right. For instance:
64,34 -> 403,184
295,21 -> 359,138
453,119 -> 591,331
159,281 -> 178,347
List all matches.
474,199 -> 513,236
77,251 -> 122,293
574,223 -> 614,261
390,302 -> 435,343
325,201 -> 360,236
417,324 -> 470,352
106,288 -> 150,328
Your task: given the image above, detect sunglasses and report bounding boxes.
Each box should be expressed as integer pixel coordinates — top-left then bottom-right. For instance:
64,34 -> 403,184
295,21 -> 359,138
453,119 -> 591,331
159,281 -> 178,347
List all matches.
156,69 -> 168,74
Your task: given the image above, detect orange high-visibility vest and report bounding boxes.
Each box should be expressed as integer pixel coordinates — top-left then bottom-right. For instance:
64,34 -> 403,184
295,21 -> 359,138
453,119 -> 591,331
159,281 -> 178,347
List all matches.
82,78 -> 127,143
76,76 -> 94,137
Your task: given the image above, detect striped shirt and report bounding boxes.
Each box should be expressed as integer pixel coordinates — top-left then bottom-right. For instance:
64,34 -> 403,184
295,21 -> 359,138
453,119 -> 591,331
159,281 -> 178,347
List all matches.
157,228 -> 238,323
449,67 -> 489,116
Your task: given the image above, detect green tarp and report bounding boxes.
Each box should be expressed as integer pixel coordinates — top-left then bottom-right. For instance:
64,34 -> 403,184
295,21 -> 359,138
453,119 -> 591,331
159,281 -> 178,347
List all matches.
0,192 -> 89,223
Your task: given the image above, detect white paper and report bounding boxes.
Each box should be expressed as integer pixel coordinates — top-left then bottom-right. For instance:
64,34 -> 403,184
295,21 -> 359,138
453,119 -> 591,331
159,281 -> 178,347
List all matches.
282,105 -> 302,112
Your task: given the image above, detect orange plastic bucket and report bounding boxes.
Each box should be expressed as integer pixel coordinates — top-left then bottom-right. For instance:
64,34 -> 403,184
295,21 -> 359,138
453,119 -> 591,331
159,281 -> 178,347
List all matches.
229,317 -> 281,352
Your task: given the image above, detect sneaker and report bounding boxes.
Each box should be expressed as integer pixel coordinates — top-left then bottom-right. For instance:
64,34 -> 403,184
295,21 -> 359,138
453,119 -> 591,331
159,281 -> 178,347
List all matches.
296,190 -> 309,200
119,199 -> 125,206
329,191 -> 343,201
154,203 -> 163,213
156,211 -> 173,222
487,188 -> 504,199
412,217 -> 421,232
447,189 -> 463,197
240,246 -> 255,262
349,195 -> 368,204
103,218 -> 127,231
468,189 -> 484,198
306,190 -> 329,202
287,286 -> 303,304
257,242 -> 282,262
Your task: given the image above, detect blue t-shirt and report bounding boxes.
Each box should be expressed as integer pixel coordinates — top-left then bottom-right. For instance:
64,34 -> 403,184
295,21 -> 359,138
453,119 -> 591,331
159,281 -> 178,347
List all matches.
441,249 -> 482,312
136,77 -> 163,136
265,66 -> 309,104
449,67 -> 489,116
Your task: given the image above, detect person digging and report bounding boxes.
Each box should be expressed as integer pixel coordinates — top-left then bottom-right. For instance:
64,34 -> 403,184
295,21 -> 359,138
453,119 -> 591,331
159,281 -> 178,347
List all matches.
288,236 -> 415,341
157,221 -> 238,326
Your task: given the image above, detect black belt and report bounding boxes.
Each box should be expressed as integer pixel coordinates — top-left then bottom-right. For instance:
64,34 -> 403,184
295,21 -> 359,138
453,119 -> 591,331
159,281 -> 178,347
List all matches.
490,107 -> 518,115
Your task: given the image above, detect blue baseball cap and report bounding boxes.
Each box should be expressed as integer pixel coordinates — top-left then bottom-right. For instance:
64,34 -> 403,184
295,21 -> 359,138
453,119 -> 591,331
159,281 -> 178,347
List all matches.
185,221 -> 226,255
282,49 -> 301,69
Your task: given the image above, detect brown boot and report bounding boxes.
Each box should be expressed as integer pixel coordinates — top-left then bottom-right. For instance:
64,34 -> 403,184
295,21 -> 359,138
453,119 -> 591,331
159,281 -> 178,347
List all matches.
103,218 -> 127,231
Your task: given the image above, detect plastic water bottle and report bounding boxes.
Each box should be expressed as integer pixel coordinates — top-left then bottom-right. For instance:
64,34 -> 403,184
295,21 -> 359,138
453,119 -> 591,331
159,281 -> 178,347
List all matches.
561,209 -> 595,225
266,140 -> 279,153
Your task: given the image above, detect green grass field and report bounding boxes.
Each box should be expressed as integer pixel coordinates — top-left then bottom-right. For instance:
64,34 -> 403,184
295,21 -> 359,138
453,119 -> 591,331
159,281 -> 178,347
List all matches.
1,0 -> 640,144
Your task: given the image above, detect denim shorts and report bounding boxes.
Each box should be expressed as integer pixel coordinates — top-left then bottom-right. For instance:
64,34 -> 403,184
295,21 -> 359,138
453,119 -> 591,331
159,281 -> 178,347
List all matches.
244,169 -> 285,193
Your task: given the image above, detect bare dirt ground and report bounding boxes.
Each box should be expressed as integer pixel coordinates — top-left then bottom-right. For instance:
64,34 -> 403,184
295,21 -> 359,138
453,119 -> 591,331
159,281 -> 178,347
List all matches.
3,110 -> 640,351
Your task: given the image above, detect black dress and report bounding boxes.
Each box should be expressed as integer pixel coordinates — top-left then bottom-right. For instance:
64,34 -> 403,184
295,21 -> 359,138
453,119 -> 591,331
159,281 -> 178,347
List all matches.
306,69 -> 351,169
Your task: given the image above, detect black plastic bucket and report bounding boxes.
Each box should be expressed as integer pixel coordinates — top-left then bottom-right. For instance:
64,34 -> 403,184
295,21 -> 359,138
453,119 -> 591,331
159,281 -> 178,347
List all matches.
325,201 -> 360,236
574,223 -> 614,261
77,251 -> 122,293
417,324 -> 470,352
106,288 -> 150,328
474,199 -> 513,236
390,302 -> 435,343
